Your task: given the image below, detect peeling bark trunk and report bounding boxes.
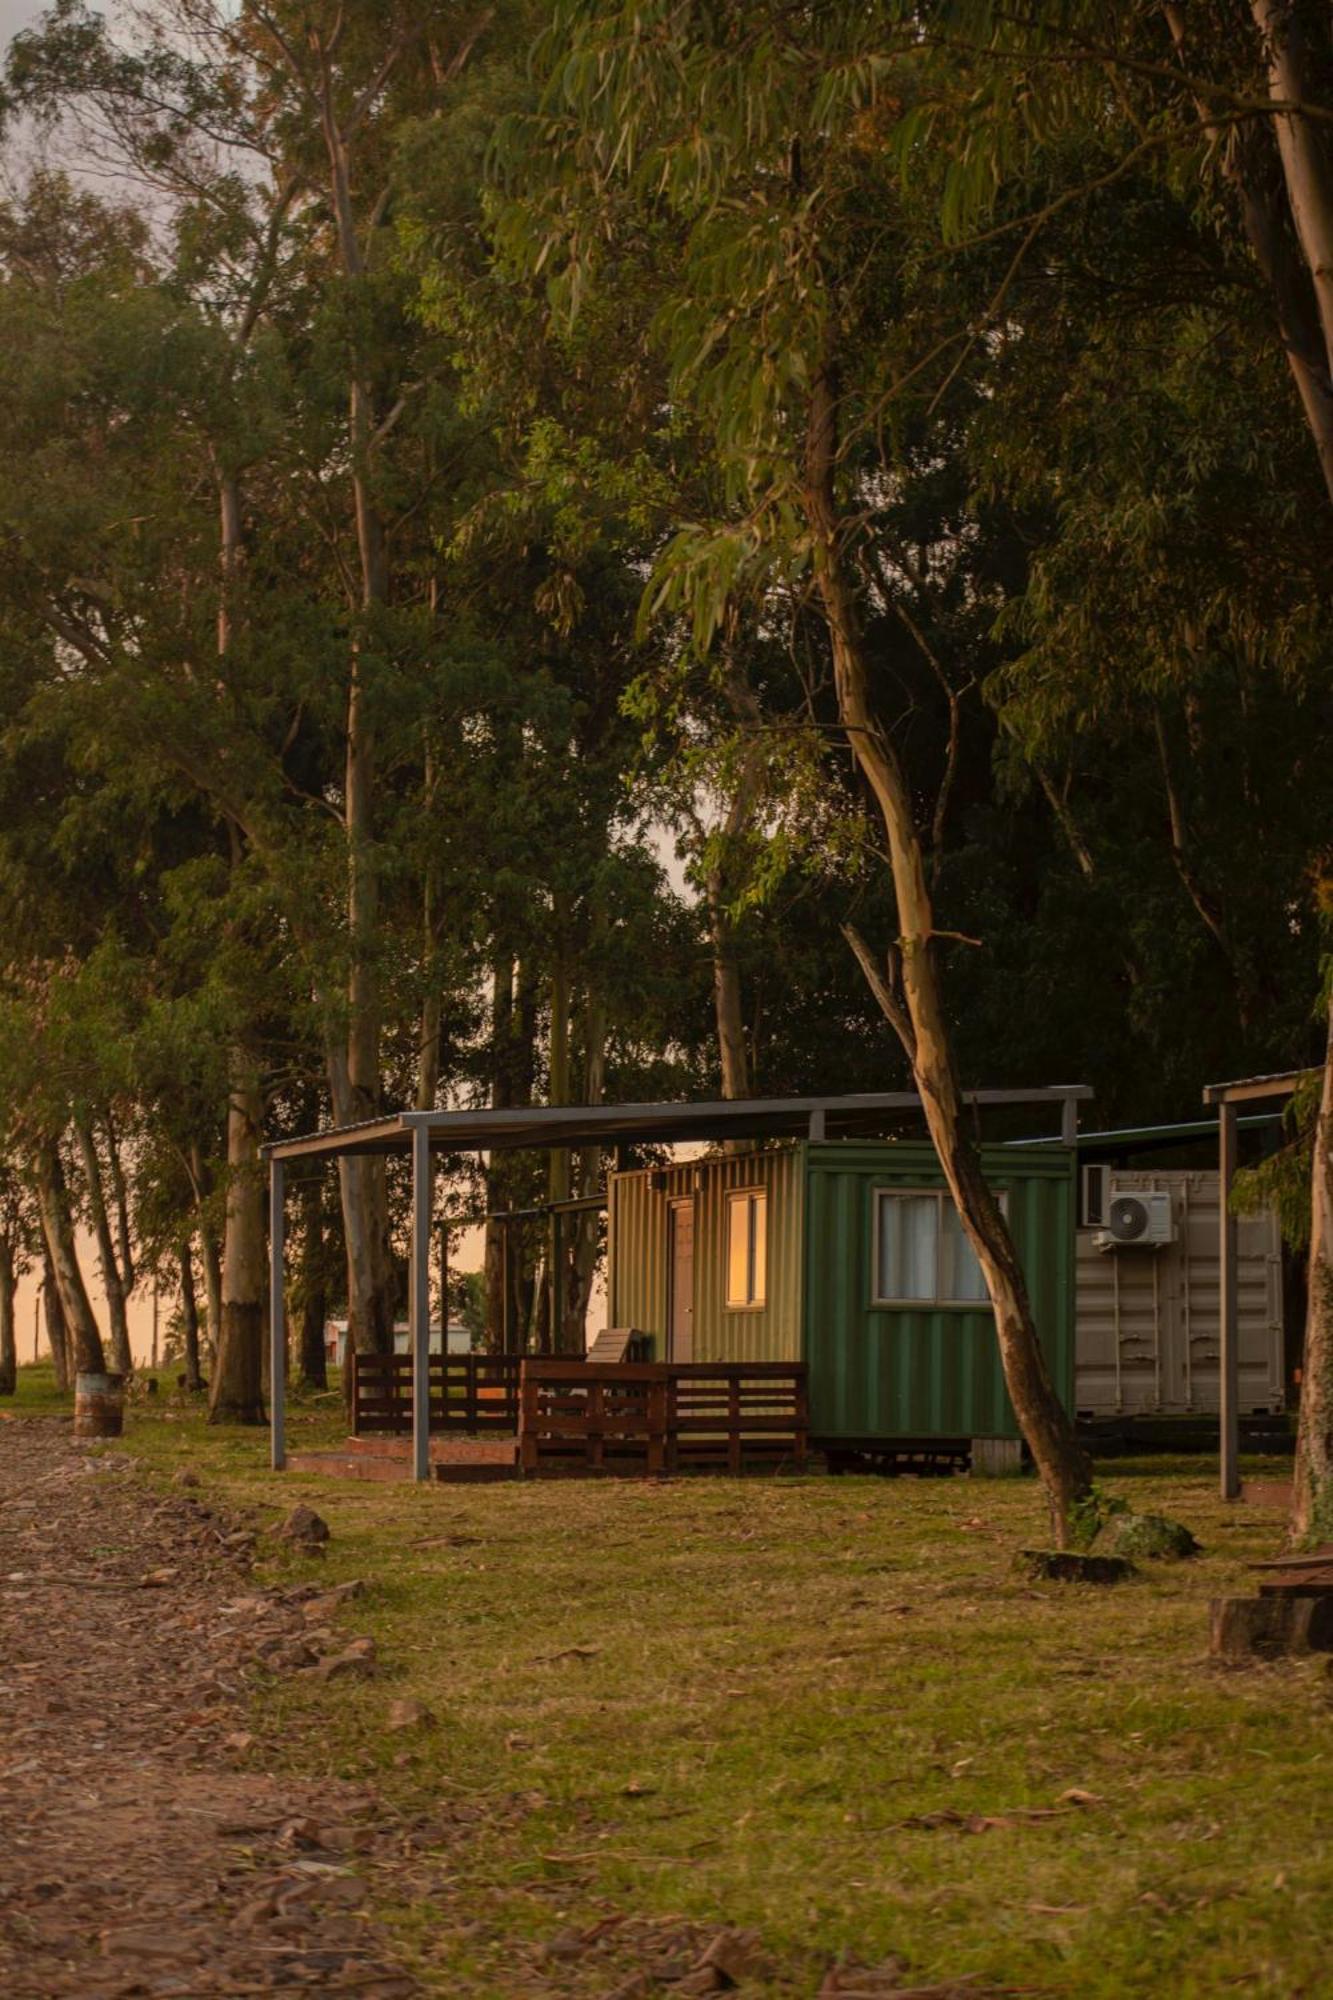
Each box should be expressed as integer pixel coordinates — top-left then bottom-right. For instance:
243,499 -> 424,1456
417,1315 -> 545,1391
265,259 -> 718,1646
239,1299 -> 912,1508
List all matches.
1293,992 -> 1333,1540
1250,0 -> 1333,378
330,1045 -> 396,1362
804,361 -> 1090,1542
484,955 -> 539,1351
547,919 -> 580,1354
484,955 -> 515,1353
74,1115 -> 132,1376
42,1251 -> 69,1393
104,1110 -> 134,1295
1214,2 -> 1333,1541
208,1062 -> 266,1425
417,733 -> 444,1112
199,1225 -> 222,1368
1166,3 -> 1333,499
33,1140 -> 104,1379
568,983 -> 609,1350
707,662 -> 766,1101
298,1175 -> 329,1391
317,38 -> 399,1371
706,870 -> 751,1101
179,1241 -> 203,1394
0,1237 -> 16,1395
188,1140 -> 223,1366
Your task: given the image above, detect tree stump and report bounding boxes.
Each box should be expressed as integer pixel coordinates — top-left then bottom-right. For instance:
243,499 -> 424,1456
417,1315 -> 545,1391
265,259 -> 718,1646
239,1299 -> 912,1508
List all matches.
1015,1550 -> 1136,1584
1210,1593 -> 1333,1659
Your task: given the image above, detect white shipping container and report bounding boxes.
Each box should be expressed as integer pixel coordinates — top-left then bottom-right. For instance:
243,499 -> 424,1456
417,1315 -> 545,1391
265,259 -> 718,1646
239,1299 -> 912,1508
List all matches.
1074,1169 -> 1284,1418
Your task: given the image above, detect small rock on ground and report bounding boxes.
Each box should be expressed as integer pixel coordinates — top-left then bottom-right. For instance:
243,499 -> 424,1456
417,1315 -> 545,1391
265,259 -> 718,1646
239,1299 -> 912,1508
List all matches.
273,1500 -> 331,1544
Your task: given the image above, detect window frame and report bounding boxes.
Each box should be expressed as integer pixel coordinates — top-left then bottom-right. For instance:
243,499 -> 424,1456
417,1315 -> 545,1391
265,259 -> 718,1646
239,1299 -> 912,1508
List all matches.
724,1186 -> 768,1311
871,1187 -> 1008,1309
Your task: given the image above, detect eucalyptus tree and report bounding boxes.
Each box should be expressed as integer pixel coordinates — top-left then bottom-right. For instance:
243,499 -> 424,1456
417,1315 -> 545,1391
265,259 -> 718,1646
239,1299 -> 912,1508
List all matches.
0,1170 -> 35,1395
4,0 -> 532,1374
884,0 -> 1333,1535
492,4 -> 1094,1532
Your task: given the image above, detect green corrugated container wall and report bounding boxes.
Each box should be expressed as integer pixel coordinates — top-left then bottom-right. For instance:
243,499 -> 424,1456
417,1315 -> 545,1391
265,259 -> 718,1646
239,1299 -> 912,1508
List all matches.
607,1139 -> 1075,1441
803,1140 -> 1075,1442
609,1148 -> 804,1361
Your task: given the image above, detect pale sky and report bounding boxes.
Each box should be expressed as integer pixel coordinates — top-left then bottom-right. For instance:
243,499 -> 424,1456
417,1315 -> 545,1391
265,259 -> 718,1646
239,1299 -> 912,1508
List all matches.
1,1 -> 41,45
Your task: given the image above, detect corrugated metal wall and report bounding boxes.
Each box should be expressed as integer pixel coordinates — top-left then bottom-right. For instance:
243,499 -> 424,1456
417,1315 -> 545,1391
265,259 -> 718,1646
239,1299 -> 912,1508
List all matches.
1073,1170 -> 1283,1417
607,1148 -> 804,1359
803,1142 -> 1075,1443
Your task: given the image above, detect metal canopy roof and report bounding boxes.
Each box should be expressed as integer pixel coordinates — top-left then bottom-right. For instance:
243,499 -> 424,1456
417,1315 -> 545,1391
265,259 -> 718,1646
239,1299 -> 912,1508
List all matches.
1203,1067 -> 1317,1107
264,1085 -> 1094,1163
1008,1113 -> 1284,1153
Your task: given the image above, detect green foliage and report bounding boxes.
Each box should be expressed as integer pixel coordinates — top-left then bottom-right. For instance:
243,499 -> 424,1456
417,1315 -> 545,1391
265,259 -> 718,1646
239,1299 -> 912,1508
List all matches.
1066,1481 -> 1130,1552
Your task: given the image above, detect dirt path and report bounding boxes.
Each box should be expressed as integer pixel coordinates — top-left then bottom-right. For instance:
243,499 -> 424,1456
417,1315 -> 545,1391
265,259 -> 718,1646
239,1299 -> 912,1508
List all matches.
0,1418 -> 418,1998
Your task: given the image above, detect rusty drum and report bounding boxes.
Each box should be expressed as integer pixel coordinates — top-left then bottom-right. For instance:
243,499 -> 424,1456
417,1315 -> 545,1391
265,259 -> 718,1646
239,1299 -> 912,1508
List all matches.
74,1370 -> 126,1439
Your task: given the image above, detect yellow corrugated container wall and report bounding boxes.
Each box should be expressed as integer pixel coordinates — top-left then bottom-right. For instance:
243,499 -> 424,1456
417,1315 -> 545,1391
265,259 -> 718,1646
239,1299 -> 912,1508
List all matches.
608,1146 -> 804,1361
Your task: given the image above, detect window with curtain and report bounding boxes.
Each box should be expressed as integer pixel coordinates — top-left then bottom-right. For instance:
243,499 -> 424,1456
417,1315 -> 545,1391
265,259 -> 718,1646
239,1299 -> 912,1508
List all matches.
873,1189 -> 1004,1305
725,1189 -> 767,1307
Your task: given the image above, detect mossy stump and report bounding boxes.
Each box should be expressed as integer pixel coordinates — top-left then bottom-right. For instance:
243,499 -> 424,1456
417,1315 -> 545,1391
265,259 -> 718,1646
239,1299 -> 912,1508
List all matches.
1016,1550 -> 1137,1585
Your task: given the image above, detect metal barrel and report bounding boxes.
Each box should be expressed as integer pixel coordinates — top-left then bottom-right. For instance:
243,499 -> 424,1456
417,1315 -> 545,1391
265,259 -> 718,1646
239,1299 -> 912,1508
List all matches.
73,1371 -> 126,1439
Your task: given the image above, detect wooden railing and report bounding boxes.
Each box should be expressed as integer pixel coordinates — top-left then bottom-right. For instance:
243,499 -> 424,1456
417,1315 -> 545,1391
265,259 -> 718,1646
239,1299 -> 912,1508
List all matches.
351,1352 -> 808,1478
350,1351 -> 522,1437
518,1361 -> 808,1476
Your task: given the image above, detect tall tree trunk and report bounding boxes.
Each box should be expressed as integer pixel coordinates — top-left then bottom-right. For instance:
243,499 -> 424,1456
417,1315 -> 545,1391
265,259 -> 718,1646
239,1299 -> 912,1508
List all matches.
1223,1 -> 1333,1539
315,45 -> 398,1370
547,916 -> 577,1353
483,954 -> 515,1352
33,1139 -> 105,1378
198,1224 -> 222,1368
706,869 -> 751,1100
0,1236 -> 15,1396
417,729 -> 444,1112
188,1139 -> 223,1365
208,1061 -> 266,1424
74,1114 -> 132,1376
298,1175 -> 329,1391
707,659 -> 766,1101
568,981 -> 609,1349
803,360 -> 1090,1542
179,1241 -> 203,1394
42,1251 -> 70,1392
1166,3 -> 1333,500
104,1110 -> 135,1296
1293,991 -> 1333,1540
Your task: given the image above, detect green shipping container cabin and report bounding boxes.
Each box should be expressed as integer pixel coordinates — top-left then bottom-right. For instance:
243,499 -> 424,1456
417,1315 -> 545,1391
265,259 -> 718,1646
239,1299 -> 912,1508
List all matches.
606,1140 -> 1076,1453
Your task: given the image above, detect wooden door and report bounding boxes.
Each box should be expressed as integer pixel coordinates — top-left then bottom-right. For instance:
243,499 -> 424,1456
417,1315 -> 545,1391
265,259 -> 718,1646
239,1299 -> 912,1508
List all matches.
667,1199 -> 695,1362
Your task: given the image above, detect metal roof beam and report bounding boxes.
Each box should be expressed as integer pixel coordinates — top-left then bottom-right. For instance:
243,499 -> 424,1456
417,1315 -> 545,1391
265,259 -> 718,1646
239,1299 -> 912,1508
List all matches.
1202,1068 -> 1317,1106
265,1085 -> 1095,1165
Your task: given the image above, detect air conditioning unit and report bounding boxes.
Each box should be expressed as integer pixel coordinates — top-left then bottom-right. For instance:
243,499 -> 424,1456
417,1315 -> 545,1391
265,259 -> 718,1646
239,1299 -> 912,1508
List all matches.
1093,1185 -> 1175,1251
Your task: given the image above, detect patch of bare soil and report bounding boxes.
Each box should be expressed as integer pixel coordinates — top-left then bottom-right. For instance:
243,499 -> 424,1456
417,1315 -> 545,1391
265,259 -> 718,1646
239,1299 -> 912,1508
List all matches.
0,1419 -> 417,1998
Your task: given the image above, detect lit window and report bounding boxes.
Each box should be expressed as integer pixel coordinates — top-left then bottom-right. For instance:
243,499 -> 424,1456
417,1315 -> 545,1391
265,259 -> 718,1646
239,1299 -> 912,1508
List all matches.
725,1189 -> 767,1307
873,1189 -> 1004,1306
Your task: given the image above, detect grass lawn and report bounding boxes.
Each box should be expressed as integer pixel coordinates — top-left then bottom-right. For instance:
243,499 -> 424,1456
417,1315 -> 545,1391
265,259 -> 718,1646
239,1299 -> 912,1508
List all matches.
12,1369 -> 1331,1997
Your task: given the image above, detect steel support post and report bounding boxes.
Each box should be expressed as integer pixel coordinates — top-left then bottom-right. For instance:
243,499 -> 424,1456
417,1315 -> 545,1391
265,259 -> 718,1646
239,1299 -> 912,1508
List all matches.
411,1124 -> 433,1484
269,1158 -> 286,1472
1219,1100 -> 1240,1501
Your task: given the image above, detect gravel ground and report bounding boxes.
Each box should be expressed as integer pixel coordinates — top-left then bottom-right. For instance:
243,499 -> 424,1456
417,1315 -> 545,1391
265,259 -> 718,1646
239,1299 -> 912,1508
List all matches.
0,1417 -> 418,1998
